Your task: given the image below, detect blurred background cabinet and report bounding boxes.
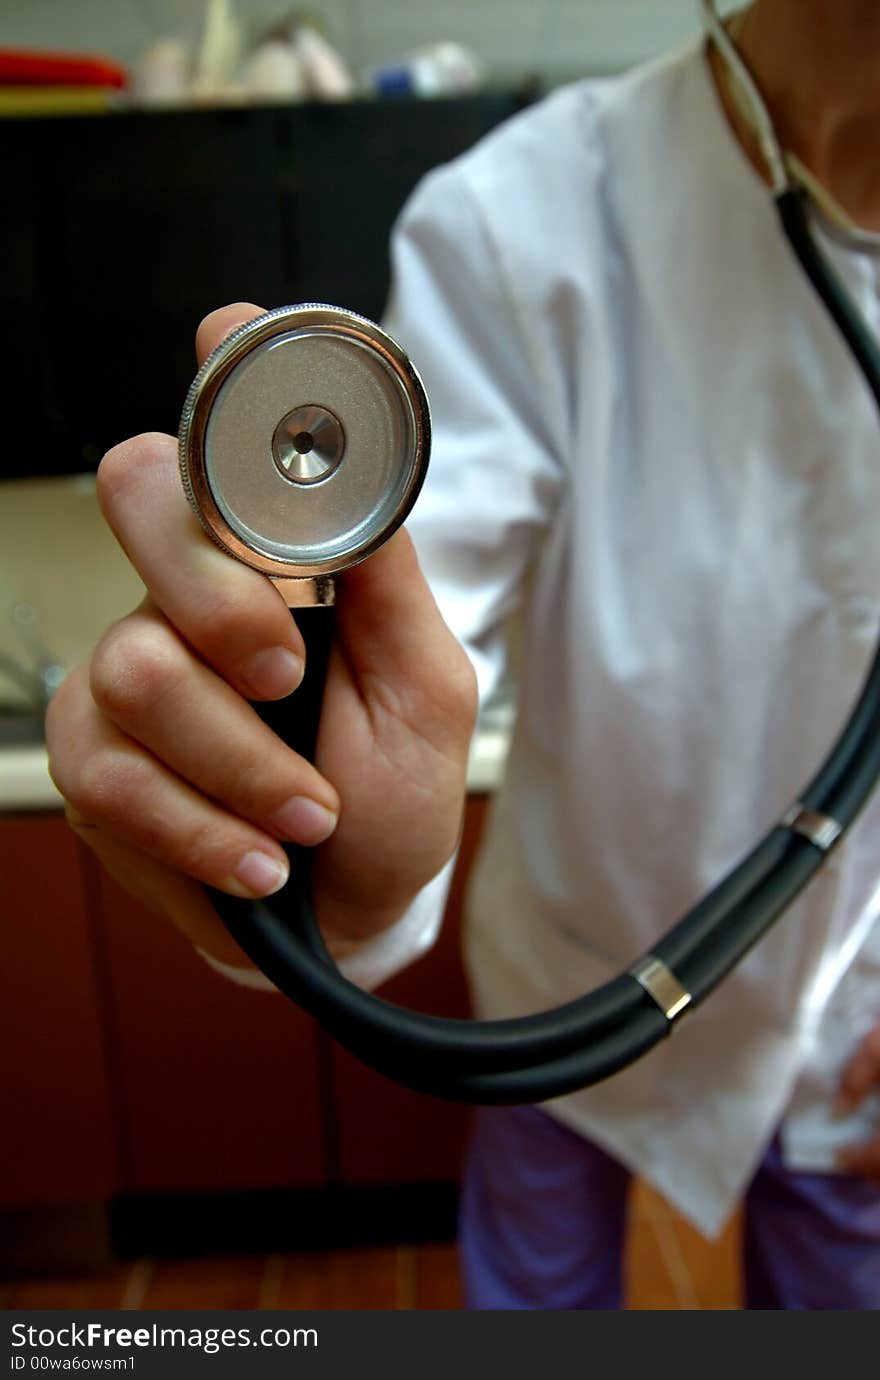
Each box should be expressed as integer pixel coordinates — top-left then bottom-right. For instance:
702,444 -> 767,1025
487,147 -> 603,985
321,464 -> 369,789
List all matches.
0,815 -> 118,1206
92,866 -> 329,1197
1,94 -> 526,479
0,797 -> 487,1239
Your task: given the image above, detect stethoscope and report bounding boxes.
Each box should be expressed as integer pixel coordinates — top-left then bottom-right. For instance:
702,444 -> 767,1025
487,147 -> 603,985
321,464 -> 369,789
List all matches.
177,2 -> 880,1104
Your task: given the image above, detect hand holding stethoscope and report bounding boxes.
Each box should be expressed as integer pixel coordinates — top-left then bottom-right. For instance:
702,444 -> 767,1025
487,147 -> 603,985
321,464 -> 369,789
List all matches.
46,302 -> 476,975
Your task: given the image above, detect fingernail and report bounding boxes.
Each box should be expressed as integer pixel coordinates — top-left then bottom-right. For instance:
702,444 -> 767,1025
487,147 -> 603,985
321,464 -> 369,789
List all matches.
231,849 -> 289,896
271,796 -> 338,846
241,646 -> 303,700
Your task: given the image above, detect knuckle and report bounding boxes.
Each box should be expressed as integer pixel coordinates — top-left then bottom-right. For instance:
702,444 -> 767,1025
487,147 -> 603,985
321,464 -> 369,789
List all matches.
71,746 -> 154,824
90,620 -> 186,721
211,736 -> 311,823
211,745 -> 266,813
196,578 -> 294,671
206,580 -> 267,643
183,818 -> 232,881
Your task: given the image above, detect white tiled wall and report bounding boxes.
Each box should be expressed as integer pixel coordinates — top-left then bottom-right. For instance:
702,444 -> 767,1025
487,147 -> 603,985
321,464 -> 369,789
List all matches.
1,1 -> 737,85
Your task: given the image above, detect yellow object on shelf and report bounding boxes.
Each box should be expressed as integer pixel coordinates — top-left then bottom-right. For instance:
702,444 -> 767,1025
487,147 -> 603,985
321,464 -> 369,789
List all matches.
0,85 -> 119,116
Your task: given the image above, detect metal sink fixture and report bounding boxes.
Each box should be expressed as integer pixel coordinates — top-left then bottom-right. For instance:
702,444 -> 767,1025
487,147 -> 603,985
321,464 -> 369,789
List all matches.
0,603 -> 65,749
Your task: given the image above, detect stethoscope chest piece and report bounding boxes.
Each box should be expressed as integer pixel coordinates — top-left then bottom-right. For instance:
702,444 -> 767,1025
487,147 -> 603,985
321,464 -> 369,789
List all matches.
179,304 -> 431,602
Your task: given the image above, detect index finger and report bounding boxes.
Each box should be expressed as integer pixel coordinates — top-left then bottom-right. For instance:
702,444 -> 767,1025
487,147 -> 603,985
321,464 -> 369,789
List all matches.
96,303 -> 306,702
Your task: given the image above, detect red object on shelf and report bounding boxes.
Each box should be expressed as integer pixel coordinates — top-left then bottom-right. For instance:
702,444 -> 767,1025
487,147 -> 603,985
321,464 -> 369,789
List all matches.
0,48 -> 127,88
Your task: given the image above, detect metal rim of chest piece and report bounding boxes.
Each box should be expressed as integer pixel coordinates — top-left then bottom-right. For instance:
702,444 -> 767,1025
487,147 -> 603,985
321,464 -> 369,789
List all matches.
179,304 -> 431,588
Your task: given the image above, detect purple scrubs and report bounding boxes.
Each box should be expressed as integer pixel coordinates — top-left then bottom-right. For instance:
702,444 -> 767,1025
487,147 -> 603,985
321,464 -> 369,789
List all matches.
459,1104 -> 880,1309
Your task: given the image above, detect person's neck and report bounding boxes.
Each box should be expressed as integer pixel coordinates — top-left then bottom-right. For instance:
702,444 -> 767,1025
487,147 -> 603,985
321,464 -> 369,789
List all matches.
708,1 -> 880,230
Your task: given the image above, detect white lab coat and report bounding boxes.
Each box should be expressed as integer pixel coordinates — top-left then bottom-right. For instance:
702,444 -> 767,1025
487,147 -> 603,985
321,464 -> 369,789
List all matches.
206,33 -> 880,1239
378,36 -> 880,1238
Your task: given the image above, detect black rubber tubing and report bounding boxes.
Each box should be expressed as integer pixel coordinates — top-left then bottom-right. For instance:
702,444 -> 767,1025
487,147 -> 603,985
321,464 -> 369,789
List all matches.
208,188 -> 880,1103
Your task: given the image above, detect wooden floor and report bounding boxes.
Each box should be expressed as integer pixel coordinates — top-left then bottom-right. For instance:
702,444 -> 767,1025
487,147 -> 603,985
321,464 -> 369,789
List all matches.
0,1184 -> 741,1311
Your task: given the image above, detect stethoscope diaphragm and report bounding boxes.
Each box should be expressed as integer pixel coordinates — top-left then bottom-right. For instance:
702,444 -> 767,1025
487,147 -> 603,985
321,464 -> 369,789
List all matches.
179,304 -> 431,600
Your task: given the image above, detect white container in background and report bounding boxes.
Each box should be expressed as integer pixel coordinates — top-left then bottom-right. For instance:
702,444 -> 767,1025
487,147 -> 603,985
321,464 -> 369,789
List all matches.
370,41 -> 486,99
242,39 -> 307,101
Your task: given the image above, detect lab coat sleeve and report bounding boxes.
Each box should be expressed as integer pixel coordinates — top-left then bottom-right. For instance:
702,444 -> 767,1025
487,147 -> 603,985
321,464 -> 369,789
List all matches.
382,157 -> 565,702
197,854 -> 456,994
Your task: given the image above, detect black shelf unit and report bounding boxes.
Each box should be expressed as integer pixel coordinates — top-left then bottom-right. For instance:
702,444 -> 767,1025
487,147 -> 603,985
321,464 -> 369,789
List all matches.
2,92 -> 528,478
